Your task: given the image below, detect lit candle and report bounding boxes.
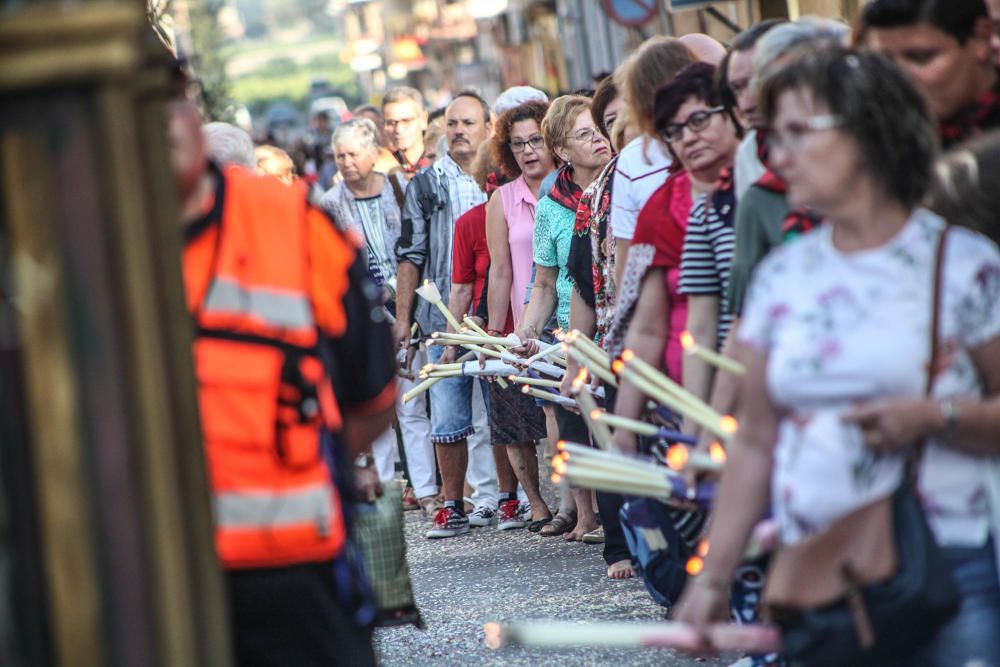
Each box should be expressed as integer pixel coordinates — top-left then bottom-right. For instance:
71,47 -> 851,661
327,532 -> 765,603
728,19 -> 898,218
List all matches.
680,330 -> 746,376
486,620 -> 781,654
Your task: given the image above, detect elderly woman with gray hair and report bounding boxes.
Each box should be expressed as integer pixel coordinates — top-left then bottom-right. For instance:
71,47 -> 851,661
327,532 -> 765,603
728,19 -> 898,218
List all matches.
319,119 -> 437,512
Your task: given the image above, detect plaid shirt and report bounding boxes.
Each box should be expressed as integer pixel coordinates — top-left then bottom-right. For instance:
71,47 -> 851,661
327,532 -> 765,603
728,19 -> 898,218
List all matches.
396,154 -> 486,333
393,149 -> 433,176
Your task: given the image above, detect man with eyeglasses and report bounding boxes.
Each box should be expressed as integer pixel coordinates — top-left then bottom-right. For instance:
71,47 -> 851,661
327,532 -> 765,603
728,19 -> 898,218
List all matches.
383,86 -> 431,178
395,92 -> 499,539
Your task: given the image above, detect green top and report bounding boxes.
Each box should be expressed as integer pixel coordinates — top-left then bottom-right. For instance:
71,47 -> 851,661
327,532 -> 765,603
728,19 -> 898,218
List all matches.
533,195 -> 575,330
725,184 -> 790,316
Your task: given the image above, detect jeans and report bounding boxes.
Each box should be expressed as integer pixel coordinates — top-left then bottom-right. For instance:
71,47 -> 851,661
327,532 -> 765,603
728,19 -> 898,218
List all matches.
909,539 -> 1000,667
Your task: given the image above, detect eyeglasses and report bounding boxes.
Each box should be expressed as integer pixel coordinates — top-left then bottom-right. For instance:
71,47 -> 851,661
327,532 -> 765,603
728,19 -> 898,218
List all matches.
661,107 -> 725,143
385,117 -> 418,129
509,135 -> 546,153
567,127 -> 601,144
765,115 -> 842,151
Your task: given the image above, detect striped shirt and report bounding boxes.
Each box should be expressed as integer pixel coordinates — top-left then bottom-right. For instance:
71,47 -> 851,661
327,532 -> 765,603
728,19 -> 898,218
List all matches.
679,193 -> 736,346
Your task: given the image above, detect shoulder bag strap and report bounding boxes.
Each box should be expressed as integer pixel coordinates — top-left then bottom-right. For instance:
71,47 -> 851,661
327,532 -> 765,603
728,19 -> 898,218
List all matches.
907,224 -> 950,484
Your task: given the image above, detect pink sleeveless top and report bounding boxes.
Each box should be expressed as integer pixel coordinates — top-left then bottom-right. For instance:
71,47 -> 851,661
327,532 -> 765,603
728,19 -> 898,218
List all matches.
499,175 -> 538,324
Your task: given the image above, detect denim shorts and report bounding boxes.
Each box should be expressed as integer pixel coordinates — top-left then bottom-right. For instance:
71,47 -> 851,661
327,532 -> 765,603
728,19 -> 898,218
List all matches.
426,345 -> 489,444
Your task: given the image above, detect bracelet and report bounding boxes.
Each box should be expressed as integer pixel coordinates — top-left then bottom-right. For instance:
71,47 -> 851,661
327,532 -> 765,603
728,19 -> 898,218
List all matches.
486,328 -> 505,337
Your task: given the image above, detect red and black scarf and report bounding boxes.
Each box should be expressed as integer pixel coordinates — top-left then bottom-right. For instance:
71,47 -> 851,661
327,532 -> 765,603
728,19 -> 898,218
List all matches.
548,165 -> 584,213
754,130 -> 824,241
394,150 -> 433,175
939,72 -> 1000,149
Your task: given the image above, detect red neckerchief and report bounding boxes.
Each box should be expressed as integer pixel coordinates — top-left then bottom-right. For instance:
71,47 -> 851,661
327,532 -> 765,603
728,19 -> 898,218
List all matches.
548,164 -> 584,213
752,130 -> 823,241
394,150 -> 433,175
939,72 -> 1000,148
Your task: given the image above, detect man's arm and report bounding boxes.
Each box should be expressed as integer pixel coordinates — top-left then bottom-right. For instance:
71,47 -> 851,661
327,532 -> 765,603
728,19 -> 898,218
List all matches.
393,172 -> 430,347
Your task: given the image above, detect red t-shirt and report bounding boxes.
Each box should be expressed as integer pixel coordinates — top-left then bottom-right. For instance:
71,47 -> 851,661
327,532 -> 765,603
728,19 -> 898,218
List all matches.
632,169 -> 692,381
452,203 -> 514,332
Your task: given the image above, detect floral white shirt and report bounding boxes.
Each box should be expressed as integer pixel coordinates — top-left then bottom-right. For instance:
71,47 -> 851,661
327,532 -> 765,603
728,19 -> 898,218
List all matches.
739,209 -> 1000,546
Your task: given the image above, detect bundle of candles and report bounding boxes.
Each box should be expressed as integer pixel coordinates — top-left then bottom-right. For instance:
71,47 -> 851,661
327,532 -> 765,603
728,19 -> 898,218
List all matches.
550,441 -> 718,507
483,620 -> 781,653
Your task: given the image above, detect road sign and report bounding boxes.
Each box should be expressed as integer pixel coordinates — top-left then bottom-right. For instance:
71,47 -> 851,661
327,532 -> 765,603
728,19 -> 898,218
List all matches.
603,0 -> 659,27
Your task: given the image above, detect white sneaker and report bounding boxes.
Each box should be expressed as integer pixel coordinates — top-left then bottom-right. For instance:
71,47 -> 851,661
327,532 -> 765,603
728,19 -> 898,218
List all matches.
468,505 -> 496,527
517,501 -> 531,521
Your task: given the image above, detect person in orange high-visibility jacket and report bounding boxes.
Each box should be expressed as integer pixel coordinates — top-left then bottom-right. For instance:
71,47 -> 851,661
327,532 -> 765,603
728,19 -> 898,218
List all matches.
168,103 -> 396,667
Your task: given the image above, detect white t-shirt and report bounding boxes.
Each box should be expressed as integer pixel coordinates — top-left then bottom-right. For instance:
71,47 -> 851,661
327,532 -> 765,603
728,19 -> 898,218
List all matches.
610,135 -> 672,241
739,209 -> 1000,547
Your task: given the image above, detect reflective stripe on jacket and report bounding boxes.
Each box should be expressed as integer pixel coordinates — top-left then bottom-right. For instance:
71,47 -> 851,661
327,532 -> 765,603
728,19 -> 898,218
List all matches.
183,165 -> 354,569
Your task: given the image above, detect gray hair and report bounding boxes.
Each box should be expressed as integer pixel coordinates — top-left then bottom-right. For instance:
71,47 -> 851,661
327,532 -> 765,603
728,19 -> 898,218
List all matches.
332,118 -> 381,154
202,122 -> 255,168
382,86 -> 424,110
752,17 -> 850,82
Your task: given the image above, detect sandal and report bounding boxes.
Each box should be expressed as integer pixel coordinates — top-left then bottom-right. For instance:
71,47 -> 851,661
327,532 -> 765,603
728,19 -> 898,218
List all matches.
539,513 -> 576,537
582,526 -> 605,544
527,516 -> 553,533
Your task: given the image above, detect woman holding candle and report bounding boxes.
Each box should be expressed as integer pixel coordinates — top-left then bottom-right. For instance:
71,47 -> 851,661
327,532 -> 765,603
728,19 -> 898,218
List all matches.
606,63 -> 743,454
511,95 -> 614,546
676,47 -> 1000,665
483,100 -> 557,531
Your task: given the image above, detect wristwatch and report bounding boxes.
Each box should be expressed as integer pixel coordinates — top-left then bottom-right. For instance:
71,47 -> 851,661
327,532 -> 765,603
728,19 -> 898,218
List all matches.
354,453 -> 374,468
937,398 -> 960,439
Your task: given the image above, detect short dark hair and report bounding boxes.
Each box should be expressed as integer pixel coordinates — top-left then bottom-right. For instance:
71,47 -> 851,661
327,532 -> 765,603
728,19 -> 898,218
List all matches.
760,45 -> 937,208
591,77 -> 620,139
450,90 -> 491,123
491,100 -> 550,178
861,0 -> 988,44
654,62 -> 743,140
718,19 -> 786,111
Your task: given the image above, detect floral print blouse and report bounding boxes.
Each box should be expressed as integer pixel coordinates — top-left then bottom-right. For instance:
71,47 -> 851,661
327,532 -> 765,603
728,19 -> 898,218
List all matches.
739,209 -> 1000,547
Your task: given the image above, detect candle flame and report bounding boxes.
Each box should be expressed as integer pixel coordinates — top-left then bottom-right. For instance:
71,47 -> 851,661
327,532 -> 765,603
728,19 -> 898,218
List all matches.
507,375 -> 516,382
484,622 -> 502,650
680,330 -> 695,350
667,445 -> 690,471
431,332 -> 441,338
686,556 -> 704,576
720,415 -> 739,433
553,458 -> 567,474
557,440 -> 567,451
550,473 -> 562,484
589,409 -> 602,420
697,539 -> 710,557
611,360 -> 625,373
560,451 -> 570,461
621,349 -> 635,362
521,385 -> 531,394
709,442 -> 727,463
575,368 -> 588,383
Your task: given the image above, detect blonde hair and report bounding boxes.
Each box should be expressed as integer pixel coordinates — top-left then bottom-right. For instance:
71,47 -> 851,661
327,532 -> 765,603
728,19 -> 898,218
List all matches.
255,145 -> 295,184
614,36 -> 696,136
541,95 -> 592,156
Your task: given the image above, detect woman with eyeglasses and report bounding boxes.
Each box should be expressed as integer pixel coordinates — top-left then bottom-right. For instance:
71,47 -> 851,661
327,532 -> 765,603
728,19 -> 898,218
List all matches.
676,47 -> 1000,665
476,100 -> 558,533
606,63 -> 742,452
511,95 -> 614,545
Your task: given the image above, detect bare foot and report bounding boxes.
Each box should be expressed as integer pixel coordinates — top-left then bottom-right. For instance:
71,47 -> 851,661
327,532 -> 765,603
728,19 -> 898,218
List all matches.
607,560 -> 633,580
564,518 -> 599,542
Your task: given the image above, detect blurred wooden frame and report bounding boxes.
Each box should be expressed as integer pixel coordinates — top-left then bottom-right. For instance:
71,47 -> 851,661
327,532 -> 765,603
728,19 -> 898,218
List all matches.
0,2 -> 229,666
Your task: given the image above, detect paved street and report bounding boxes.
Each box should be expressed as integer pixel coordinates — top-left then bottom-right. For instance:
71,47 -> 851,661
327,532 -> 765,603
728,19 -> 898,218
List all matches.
374,461 -> 734,666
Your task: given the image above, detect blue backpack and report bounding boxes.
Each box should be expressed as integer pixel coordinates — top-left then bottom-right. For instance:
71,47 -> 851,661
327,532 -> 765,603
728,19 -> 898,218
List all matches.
620,498 -> 706,608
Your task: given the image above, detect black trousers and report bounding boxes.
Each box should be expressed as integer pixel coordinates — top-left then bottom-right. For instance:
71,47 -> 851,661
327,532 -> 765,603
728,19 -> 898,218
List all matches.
226,561 -> 376,667
554,404 -> 631,566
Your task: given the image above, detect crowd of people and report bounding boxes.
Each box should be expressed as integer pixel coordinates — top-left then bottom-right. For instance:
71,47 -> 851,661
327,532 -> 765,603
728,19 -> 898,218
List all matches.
172,0 -> 1000,664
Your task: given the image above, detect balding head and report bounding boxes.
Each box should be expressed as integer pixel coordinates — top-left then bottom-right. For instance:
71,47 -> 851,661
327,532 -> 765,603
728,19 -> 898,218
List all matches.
679,33 -> 728,66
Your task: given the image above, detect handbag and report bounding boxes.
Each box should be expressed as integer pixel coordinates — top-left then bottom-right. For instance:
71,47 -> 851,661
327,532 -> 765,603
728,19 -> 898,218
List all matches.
761,227 -> 959,666
353,483 -> 425,628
